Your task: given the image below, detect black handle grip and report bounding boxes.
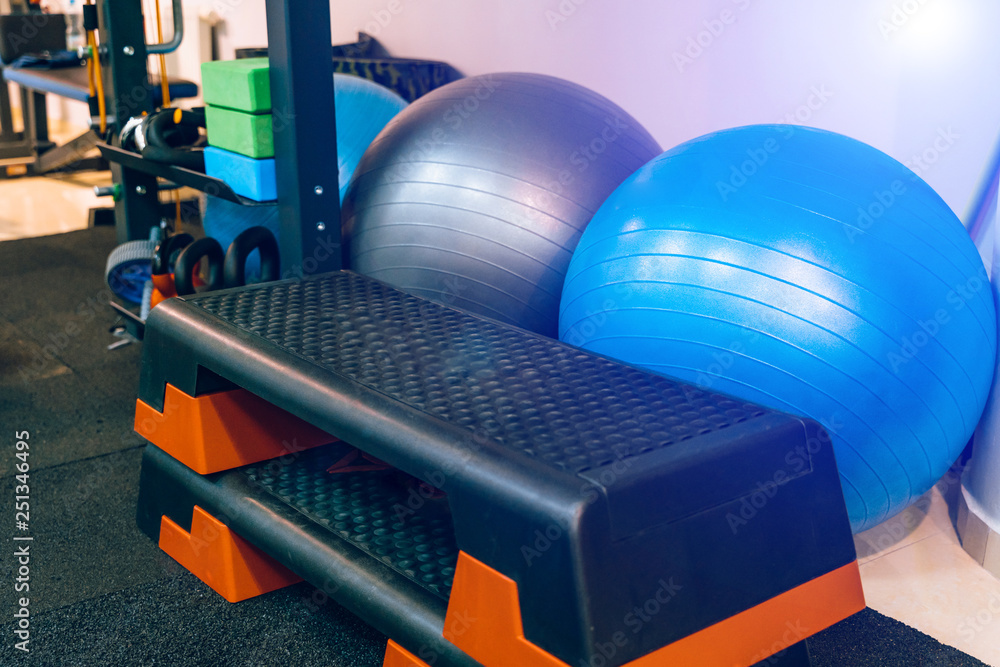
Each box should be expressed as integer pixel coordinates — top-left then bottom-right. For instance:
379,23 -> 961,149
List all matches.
224,226 -> 281,288
174,237 -> 225,296
152,233 -> 194,275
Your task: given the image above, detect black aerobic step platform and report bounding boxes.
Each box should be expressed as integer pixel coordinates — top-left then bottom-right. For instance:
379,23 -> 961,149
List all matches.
134,270 -> 864,667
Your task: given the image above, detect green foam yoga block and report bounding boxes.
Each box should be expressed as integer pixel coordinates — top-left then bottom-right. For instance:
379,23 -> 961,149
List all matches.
200,57 -> 271,113
205,105 -> 273,159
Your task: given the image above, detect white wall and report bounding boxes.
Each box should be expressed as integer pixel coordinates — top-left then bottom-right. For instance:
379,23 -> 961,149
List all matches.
194,0 -> 1000,224
24,0 -> 997,222
969,176 -> 1000,531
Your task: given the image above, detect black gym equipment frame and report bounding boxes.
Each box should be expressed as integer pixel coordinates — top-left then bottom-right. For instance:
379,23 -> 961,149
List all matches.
264,0 -> 341,276
0,66 -> 50,169
98,0 -> 160,243
0,12 -> 106,178
100,0 -> 342,274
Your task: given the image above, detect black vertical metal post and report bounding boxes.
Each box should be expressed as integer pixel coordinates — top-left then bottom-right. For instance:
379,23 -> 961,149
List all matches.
0,68 -> 18,142
22,89 -> 50,146
265,0 -> 341,276
100,0 -> 160,243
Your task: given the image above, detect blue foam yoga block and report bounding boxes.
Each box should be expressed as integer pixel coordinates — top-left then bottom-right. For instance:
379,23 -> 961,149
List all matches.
204,145 -> 276,202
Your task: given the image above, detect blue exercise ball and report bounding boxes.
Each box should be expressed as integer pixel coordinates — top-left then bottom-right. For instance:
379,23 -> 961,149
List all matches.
343,72 -> 662,337
559,124 -> 996,533
332,73 -> 409,202
204,73 -> 407,277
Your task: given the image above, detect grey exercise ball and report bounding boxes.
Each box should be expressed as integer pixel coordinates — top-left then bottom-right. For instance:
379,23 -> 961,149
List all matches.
343,72 -> 662,337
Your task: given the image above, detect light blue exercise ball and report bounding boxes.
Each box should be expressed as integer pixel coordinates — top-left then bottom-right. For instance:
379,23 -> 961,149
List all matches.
203,73 -> 407,277
559,124 -> 996,533
332,73 -> 409,202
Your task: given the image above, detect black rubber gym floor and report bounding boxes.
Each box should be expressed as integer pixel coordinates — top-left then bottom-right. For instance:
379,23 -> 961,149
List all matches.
0,227 -> 988,666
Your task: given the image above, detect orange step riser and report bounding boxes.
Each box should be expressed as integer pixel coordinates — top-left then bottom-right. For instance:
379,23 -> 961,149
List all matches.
135,383 -> 334,474
443,551 -> 865,667
159,506 -> 302,603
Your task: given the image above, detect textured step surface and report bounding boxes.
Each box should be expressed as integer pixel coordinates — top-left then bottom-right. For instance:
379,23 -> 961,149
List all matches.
244,444 -> 458,599
179,272 -> 771,472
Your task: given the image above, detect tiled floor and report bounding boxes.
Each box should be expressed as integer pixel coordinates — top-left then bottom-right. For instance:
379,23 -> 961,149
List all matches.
0,170 -> 110,241
0,119 -> 110,241
3,154 -> 1000,666
856,473 -> 1000,666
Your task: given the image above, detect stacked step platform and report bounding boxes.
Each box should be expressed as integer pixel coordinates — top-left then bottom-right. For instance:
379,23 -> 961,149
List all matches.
133,270 -> 865,667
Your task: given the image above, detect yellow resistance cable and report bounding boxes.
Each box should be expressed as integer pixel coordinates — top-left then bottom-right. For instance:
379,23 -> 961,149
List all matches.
151,0 -> 182,230
85,29 -> 94,97
153,0 -> 171,108
87,25 -> 106,134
